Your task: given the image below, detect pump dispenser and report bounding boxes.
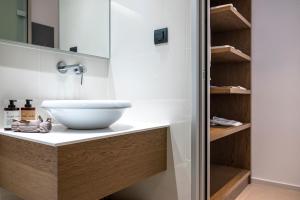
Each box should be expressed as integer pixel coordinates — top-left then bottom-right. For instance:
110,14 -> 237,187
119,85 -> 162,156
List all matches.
4,100 -> 20,130
21,99 -> 36,121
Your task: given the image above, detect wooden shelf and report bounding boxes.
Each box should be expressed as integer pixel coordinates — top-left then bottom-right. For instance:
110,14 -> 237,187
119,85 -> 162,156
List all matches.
211,165 -> 250,200
211,123 -> 251,142
211,86 -> 251,94
211,46 -> 251,63
211,4 -> 251,32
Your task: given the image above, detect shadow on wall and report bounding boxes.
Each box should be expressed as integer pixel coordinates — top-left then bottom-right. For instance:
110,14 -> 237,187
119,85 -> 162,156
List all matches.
108,130 -> 179,200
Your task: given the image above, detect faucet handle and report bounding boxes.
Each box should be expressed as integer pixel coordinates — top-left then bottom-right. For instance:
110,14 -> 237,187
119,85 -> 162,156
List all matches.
73,64 -> 87,75
81,73 -> 84,85
73,64 -> 86,86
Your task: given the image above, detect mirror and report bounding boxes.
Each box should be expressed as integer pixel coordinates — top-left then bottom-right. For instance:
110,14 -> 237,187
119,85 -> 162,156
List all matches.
0,0 -> 110,58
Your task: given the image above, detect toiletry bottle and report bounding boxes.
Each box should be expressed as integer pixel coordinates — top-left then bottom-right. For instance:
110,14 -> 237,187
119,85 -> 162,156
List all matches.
4,100 -> 20,130
21,99 -> 36,121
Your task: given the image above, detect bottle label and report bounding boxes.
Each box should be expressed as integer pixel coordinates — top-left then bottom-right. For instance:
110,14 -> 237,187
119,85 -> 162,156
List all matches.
4,111 -> 20,129
21,110 -> 36,121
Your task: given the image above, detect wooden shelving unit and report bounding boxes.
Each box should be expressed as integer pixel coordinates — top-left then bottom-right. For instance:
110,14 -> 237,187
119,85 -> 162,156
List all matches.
210,86 -> 251,94
209,0 -> 252,199
211,46 -> 251,63
211,4 -> 251,32
211,123 -> 251,142
210,165 -> 250,200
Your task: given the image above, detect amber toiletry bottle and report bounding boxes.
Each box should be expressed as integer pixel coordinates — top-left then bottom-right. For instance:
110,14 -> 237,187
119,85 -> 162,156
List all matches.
4,100 -> 20,130
21,99 -> 36,120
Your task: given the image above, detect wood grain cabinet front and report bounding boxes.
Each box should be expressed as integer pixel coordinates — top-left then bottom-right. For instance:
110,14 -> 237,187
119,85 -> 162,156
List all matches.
0,128 -> 168,200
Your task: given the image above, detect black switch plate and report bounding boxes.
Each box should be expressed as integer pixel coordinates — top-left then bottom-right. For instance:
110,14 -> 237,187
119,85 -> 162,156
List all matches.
70,46 -> 78,52
154,28 -> 168,45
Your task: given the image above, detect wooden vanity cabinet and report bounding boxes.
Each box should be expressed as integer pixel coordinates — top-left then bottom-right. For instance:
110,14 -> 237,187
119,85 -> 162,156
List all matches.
0,128 -> 167,200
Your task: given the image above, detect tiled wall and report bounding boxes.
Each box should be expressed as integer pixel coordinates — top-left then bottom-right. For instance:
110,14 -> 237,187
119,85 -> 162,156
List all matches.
0,0 -> 192,199
0,41 -> 110,127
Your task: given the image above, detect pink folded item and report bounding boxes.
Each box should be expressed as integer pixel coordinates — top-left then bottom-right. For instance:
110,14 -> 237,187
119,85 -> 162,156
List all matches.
11,116 -> 52,133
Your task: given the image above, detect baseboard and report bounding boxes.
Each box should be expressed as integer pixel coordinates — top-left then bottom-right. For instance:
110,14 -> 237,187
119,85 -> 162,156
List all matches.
252,177 -> 300,191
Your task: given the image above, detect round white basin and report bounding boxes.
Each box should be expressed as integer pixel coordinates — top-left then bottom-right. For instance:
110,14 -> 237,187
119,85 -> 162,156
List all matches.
41,100 -> 131,130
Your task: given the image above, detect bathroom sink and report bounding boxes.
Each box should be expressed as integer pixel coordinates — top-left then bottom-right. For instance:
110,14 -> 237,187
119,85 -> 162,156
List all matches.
41,100 -> 131,130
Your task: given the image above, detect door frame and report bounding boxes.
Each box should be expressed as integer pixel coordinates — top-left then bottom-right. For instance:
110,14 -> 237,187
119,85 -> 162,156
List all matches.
191,0 -> 210,200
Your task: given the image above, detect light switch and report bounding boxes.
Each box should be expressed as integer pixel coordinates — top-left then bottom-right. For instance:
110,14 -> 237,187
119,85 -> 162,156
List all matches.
154,28 -> 168,45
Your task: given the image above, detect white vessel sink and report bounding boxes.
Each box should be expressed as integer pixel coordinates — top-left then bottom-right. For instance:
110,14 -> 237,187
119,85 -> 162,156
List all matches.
41,100 -> 131,130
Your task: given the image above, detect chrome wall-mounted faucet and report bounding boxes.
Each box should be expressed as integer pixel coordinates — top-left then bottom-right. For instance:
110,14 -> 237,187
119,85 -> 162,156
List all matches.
57,61 -> 87,85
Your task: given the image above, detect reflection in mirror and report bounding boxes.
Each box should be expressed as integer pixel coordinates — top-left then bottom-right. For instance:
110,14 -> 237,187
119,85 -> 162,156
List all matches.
0,0 -> 28,43
0,0 -> 110,58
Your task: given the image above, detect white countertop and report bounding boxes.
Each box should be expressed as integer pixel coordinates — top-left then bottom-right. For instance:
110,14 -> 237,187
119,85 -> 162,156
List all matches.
0,122 -> 169,147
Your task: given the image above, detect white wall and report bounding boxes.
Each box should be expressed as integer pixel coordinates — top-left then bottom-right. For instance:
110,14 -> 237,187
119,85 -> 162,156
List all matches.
252,0 -> 300,187
109,0 -> 192,199
31,0 -> 59,48
59,0 -> 110,58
